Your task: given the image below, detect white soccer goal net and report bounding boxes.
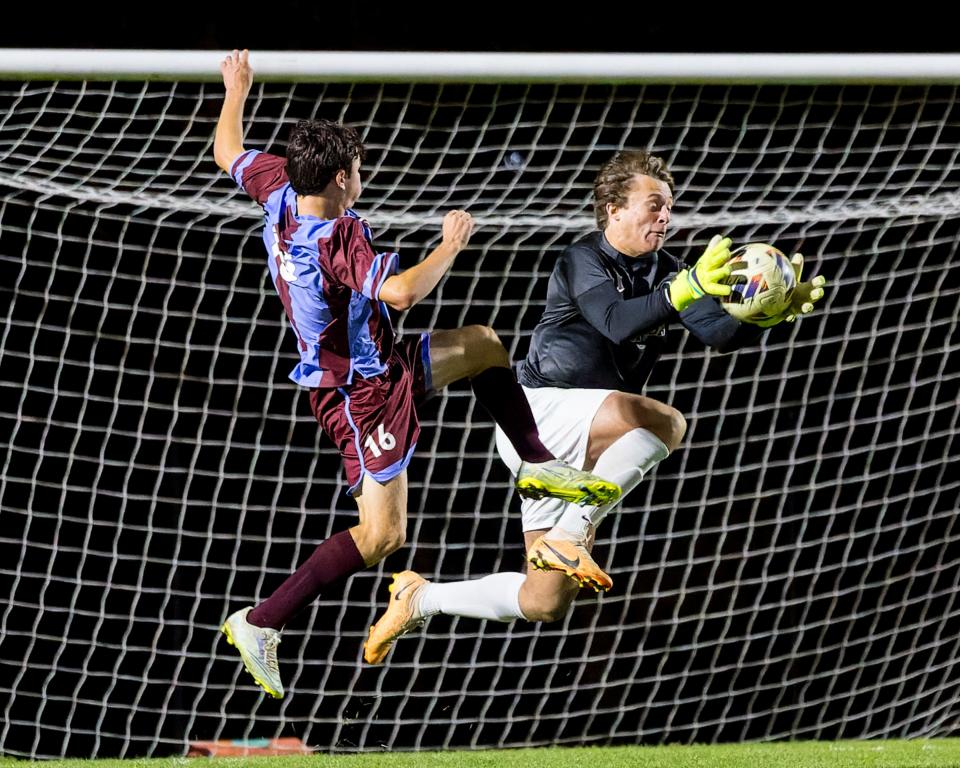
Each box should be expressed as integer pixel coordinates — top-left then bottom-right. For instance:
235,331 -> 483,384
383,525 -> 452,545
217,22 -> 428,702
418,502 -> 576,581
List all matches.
1,52 -> 959,759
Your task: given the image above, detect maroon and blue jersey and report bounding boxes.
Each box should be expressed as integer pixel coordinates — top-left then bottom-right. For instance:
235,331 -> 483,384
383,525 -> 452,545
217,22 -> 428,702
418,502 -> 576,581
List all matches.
231,149 -> 398,388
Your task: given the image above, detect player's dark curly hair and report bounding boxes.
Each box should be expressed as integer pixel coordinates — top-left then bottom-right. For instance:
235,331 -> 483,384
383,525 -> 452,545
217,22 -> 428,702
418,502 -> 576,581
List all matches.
286,119 -> 366,196
593,150 -> 675,229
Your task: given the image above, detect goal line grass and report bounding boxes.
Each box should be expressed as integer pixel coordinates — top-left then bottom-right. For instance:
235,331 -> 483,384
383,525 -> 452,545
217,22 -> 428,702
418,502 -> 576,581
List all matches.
5,739 -> 960,768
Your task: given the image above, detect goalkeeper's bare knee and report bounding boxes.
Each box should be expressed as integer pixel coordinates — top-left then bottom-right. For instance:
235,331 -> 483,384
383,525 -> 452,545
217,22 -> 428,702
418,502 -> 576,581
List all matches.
518,576 -> 578,623
521,593 -> 576,623
664,407 -> 687,450
605,393 -> 686,452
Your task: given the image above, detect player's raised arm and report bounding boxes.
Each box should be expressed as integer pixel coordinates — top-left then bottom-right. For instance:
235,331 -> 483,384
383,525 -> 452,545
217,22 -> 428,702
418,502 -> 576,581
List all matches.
214,49 -> 253,174
378,210 -> 474,311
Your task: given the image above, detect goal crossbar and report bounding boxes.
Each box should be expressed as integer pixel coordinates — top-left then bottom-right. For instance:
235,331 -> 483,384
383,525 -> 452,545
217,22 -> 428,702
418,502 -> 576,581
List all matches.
1,50 -> 960,83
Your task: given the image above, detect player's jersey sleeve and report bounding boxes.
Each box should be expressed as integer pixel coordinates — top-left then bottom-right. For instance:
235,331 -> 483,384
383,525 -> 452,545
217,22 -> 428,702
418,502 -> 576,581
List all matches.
326,216 -> 399,300
564,247 -> 675,344
230,150 -> 289,206
680,298 -> 764,352
564,246 -> 617,297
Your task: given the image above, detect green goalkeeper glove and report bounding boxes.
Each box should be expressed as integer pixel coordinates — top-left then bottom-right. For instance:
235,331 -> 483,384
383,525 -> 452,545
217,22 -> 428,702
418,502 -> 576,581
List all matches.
753,253 -> 827,327
668,234 -> 734,312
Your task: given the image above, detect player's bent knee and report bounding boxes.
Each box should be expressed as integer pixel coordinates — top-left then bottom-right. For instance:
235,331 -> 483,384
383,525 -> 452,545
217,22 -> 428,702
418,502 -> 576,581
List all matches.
615,394 -> 686,452
667,407 -> 687,451
524,593 -> 576,623
649,406 -> 685,453
526,604 -> 571,624
466,325 -> 510,374
473,324 -> 500,346
354,521 -> 407,562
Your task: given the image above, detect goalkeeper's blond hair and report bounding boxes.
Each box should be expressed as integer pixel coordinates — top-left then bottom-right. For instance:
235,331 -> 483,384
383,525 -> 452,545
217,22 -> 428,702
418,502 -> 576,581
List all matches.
593,150 -> 675,229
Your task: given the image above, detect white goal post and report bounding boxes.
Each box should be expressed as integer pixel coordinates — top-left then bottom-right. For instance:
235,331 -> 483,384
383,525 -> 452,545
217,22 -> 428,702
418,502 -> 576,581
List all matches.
3,50 -> 960,82
1,51 -> 959,759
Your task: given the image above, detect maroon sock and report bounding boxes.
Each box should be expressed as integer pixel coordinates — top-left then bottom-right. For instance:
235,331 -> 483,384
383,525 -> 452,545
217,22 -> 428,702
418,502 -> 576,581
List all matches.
470,366 -> 554,463
247,529 -> 366,630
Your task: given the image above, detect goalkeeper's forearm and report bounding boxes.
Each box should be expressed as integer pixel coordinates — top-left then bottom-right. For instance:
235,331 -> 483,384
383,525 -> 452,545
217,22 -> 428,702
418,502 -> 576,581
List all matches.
576,282 -> 675,344
679,297 -> 743,350
214,91 -> 248,174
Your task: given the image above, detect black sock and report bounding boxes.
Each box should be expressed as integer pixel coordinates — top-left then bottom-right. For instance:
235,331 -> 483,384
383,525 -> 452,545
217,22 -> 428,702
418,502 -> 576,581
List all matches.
470,367 -> 554,463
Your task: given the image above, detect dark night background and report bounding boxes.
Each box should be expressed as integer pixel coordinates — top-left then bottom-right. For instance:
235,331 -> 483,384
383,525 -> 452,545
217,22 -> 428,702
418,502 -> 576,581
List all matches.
4,1 -> 960,54
1,2 -> 960,760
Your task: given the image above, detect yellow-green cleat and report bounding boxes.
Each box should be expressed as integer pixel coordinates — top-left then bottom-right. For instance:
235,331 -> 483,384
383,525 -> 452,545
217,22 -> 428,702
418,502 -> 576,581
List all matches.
515,459 -> 622,507
221,607 -> 284,699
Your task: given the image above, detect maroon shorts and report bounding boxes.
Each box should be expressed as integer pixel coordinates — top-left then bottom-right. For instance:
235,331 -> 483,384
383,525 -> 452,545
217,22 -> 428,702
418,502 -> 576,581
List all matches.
310,333 -> 433,496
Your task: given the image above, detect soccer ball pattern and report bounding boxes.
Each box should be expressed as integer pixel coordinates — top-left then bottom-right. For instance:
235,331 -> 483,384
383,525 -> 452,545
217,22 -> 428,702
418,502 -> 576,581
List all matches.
720,243 -> 797,323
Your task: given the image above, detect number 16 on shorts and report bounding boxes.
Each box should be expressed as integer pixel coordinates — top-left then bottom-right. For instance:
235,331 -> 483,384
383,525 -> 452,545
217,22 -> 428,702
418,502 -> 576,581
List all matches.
309,371 -> 421,496
364,424 -> 396,458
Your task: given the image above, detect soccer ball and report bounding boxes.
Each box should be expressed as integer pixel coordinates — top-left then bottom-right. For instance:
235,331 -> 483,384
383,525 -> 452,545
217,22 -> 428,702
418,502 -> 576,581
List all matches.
720,243 -> 797,323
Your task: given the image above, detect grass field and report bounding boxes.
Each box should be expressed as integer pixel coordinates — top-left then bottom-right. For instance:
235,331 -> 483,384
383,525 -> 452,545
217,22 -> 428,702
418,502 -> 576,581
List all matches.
4,740 -> 960,768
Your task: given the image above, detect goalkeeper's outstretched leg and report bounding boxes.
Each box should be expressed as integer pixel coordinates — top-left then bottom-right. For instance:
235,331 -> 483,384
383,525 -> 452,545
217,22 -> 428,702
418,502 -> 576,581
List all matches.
362,392 -> 685,663
509,391 -> 684,592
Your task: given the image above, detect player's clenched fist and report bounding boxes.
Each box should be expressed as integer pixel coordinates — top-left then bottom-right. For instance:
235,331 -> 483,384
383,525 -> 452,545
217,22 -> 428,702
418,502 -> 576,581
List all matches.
220,49 -> 253,98
442,210 -> 474,252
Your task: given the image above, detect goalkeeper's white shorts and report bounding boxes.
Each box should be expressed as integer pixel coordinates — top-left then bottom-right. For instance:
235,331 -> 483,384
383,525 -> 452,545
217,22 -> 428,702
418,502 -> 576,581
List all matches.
495,385 -> 615,532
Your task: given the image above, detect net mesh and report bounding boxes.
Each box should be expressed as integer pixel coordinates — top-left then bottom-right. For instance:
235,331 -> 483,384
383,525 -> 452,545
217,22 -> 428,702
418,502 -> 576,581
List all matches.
1,78 -> 959,758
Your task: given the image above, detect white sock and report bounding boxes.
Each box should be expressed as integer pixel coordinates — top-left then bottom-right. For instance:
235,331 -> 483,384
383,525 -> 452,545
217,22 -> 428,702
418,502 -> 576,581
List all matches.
418,572 -> 526,622
551,428 -> 669,540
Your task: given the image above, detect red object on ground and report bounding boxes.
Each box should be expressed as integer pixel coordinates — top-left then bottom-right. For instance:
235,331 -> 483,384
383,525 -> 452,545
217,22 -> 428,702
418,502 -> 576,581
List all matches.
187,737 -> 313,756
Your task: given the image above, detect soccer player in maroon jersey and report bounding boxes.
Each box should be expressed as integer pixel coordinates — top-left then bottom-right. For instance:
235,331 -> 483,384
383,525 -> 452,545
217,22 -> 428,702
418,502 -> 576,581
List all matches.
213,50 -> 620,698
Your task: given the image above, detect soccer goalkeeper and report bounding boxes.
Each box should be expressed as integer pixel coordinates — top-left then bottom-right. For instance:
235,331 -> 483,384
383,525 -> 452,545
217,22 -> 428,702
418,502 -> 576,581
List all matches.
364,149 -> 827,663
213,50 -> 621,698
